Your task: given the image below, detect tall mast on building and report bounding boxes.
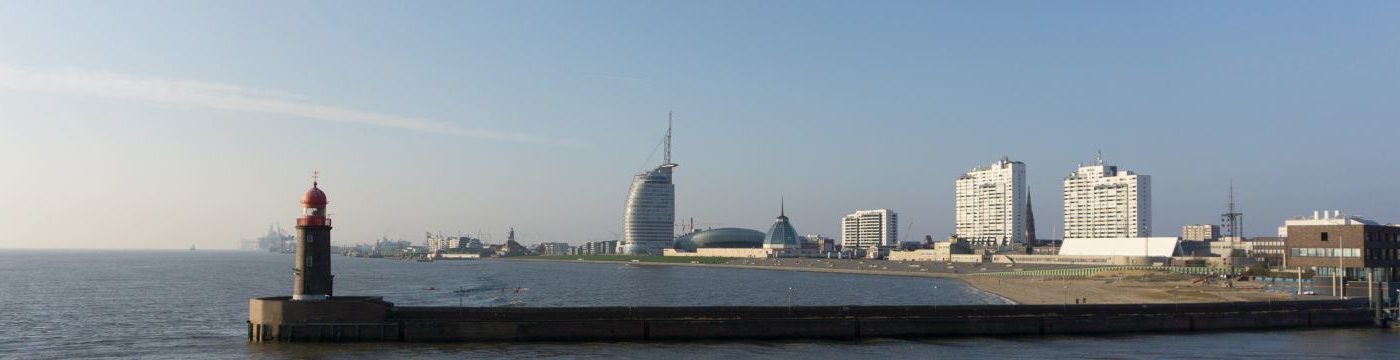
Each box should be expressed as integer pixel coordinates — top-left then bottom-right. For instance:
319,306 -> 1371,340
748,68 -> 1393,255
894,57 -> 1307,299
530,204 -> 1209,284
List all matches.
1221,180 -> 1244,240
663,111 -> 674,167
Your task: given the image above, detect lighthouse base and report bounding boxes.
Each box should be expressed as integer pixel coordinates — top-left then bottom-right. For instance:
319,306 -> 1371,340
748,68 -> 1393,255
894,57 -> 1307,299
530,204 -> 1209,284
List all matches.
248,296 -> 396,342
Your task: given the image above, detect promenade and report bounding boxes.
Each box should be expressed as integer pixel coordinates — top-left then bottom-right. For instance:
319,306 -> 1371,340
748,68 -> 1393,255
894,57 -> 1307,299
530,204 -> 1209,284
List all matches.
512,257 -> 1318,305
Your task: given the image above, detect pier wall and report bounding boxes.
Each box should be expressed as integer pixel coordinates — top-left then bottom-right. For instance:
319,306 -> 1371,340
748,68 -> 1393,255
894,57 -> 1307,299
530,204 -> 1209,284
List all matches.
248,298 -> 1374,342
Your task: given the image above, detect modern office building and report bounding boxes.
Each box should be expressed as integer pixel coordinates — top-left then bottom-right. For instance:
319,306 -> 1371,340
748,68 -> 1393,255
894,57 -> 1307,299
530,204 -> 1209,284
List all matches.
620,117 -> 678,255
1244,236 -> 1286,266
841,209 -> 898,248
955,158 -> 1028,246
537,242 -> 571,256
1182,224 -> 1221,241
1282,213 -> 1400,292
572,240 -> 619,255
1062,157 -> 1151,239
1277,210 -> 1378,237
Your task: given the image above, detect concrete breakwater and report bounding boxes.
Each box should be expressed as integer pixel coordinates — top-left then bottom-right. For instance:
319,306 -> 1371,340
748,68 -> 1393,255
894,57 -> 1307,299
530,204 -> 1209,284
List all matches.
249,298 -> 1373,342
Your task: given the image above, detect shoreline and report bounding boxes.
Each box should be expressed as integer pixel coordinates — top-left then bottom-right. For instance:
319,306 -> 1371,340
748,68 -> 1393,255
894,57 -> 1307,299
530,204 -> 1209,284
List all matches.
500,257 -> 1315,305
502,257 -> 963,278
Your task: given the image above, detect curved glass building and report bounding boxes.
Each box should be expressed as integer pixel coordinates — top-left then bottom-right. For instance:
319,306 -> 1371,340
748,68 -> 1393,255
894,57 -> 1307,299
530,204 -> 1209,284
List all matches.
763,207 -> 801,250
621,119 -> 677,255
673,228 -> 765,252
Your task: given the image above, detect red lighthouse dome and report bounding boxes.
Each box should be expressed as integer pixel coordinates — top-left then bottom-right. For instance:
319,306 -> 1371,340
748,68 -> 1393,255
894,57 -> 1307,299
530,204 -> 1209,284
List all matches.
302,182 -> 328,206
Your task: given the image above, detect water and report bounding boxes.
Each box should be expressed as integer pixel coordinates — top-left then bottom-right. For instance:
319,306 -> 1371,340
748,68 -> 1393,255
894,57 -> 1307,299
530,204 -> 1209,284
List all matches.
1,250 -> 1396,359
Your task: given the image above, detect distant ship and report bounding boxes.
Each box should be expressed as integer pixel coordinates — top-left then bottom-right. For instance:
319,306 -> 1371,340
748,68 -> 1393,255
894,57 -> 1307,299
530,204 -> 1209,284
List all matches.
189,244 -> 197,251
252,223 -> 296,253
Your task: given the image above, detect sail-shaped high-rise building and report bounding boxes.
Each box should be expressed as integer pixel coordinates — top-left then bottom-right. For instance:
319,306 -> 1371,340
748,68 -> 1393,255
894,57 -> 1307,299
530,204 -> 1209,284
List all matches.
620,115 -> 678,255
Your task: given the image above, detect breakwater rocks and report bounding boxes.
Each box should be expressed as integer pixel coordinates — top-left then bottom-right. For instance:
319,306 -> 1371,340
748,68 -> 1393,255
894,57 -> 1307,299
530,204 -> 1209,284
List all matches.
249,297 -> 1372,342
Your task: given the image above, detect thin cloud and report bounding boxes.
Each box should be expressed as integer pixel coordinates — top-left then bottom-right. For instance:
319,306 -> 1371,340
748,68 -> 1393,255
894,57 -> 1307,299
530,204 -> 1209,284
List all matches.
0,63 -> 581,147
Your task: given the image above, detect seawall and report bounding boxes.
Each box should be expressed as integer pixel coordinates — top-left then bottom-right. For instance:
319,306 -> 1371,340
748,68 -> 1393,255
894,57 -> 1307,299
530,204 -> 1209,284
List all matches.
248,298 -> 1374,342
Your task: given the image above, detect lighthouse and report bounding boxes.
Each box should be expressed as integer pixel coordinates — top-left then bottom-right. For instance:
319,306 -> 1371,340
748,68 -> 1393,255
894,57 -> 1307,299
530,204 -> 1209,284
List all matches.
293,177 -> 333,301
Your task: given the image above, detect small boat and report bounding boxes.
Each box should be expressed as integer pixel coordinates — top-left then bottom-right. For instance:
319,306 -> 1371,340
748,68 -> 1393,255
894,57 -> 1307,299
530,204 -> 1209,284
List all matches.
189,244 -> 196,251
424,287 -> 438,291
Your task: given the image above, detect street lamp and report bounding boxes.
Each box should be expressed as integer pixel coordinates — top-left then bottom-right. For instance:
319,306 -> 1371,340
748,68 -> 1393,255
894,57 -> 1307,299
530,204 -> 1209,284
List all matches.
929,284 -> 940,309
1338,232 -> 1345,299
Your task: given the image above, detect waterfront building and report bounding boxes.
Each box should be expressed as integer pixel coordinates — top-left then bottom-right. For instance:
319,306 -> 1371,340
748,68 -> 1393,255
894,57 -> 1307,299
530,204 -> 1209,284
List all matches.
672,228 -> 764,252
841,209 -> 898,249
1062,156 -> 1151,239
954,158 -> 1028,246
665,228 -> 767,258
1244,236 -> 1286,266
803,234 -> 836,253
425,233 -> 483,253
887,238 -> 974,262
537,242 -> 571,256
1182,224 -> 1220,241
1281,213 -> 1400,294
572,240 -> 619,255
764,202 -> 802,257
1277,210 -> 1379,237
620,117 -> 678,255
293,178 -> 333,301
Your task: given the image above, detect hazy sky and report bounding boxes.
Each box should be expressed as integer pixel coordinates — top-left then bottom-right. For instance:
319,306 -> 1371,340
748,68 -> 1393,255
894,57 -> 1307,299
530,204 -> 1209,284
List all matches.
2,1 -> 1397,249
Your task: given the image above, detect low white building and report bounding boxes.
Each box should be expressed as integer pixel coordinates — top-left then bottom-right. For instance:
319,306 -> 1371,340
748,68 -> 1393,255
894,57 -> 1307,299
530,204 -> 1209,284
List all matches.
887,240 -> 974,262
1058,237 -> 1181,257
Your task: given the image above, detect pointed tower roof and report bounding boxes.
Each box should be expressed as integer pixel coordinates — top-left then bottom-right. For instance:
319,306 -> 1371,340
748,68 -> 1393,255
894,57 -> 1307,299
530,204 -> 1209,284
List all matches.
764,198 -> 800,249
1025,189 -> 1037,244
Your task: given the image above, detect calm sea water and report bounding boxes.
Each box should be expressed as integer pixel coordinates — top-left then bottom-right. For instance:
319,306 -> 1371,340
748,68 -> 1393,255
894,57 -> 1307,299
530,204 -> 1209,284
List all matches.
1,250 -> 1396,359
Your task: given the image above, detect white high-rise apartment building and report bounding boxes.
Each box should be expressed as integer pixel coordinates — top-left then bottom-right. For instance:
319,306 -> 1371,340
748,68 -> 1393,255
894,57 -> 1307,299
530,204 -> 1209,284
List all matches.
954,158 -> 1027,245
841,209 -> 898,248
1062,158 -> 1151,239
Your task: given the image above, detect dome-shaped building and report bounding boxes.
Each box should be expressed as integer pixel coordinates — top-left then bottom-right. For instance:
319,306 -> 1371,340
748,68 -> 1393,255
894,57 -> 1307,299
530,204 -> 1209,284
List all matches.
673,228 -> 765,252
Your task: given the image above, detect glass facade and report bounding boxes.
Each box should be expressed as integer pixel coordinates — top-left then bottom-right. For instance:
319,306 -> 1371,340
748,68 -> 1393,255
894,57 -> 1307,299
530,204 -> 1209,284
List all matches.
1290,248 -> 1361,257
764,215 -> 801,249
621,165 -> 676,255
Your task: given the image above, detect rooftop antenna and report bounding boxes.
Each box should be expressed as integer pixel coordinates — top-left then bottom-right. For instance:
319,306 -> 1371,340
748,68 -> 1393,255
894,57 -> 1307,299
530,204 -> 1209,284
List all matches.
780,196 -> 785,217
312,170 -> 320,186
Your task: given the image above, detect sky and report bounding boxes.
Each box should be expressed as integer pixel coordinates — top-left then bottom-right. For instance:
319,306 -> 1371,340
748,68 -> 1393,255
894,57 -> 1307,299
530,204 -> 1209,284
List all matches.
1,1 -> 1397,249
